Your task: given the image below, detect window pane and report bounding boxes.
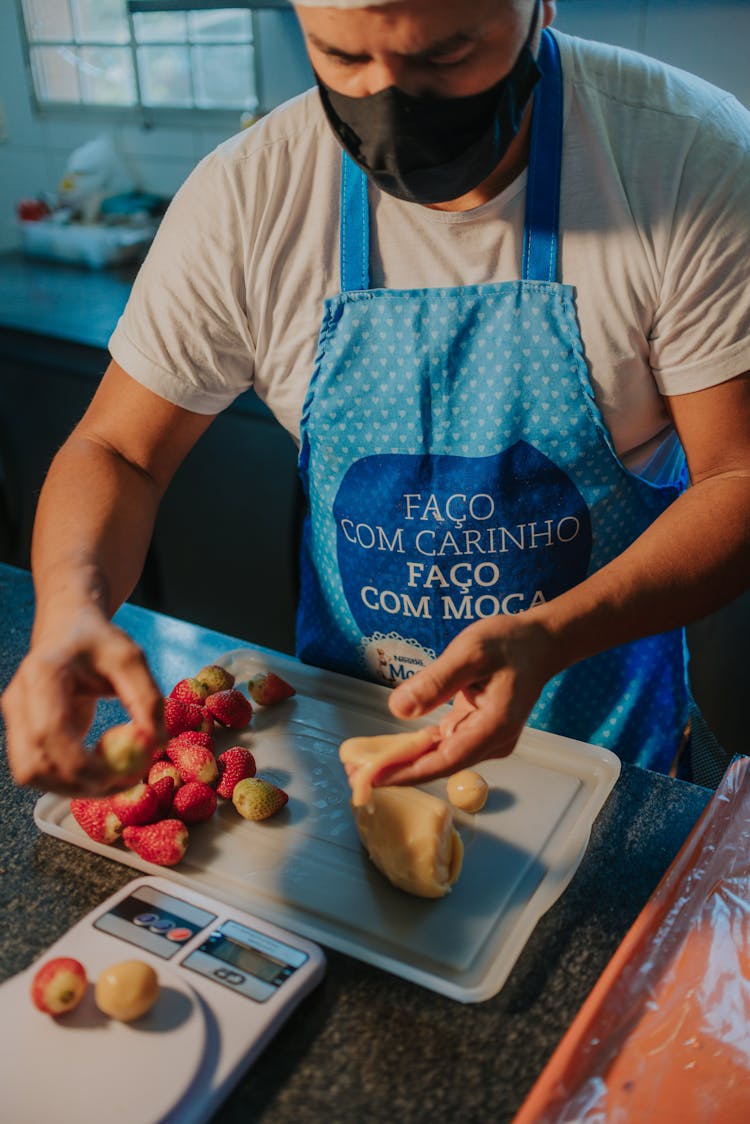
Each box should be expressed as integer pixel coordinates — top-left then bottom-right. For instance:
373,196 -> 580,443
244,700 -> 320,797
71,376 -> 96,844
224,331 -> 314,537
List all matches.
133,12 -> 187,44
22,0 -> 73,40
30,45 -> 81,101
79,46 -> 136,105
137,45 -> 192,107
192,44 -> 256,109
72,0 -> 130,44
188,10 -> 252,43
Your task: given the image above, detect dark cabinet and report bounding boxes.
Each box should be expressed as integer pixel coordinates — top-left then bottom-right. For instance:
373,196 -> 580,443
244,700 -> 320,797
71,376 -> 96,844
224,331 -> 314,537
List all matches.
0,327 -> 300,654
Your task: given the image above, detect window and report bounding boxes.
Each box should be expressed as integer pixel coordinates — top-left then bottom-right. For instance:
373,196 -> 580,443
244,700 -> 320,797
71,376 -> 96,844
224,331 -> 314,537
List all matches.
20,0 -> 260,114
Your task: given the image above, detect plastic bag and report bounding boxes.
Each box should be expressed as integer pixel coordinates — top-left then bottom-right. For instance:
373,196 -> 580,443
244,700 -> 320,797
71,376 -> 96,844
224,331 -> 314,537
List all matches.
57,134 -> 135,223
513,756 -> 750,1123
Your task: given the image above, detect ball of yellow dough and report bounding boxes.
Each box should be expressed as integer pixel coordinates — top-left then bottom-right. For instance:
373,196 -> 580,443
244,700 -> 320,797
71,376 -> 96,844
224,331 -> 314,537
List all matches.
446,769 -> 489,813
95,959 -> 160,1022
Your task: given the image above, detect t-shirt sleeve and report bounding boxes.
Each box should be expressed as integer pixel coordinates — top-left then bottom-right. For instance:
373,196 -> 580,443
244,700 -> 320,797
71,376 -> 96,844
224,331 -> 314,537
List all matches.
109,148 -> 254,415
650,93 -> 750,395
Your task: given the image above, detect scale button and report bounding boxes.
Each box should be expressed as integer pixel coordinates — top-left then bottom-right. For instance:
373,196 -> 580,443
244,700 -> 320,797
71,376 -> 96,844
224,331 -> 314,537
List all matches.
166,927 -> 193,942
133,912 -> 159,927
149,918 -> 174,934
214,968 -> 246,985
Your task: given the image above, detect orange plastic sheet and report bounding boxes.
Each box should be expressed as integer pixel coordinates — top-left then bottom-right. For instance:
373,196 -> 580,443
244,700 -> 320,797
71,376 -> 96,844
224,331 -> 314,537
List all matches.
514,755 -> 750,1123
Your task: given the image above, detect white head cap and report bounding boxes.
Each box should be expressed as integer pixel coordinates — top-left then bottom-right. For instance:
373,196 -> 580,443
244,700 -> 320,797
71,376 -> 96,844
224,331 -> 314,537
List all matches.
293,1 -> 402,8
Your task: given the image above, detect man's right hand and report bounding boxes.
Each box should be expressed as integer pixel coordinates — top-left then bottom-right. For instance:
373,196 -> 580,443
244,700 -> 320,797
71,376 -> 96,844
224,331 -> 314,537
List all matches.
1,604 -> 164,797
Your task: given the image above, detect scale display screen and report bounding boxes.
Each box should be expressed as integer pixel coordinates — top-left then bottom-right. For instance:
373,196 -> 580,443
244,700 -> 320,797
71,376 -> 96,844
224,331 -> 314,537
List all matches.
207,933 -> 286,984
183,919 -> 309,1003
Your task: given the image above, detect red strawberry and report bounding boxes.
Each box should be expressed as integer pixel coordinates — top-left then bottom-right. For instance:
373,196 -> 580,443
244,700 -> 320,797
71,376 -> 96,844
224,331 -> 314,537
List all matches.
166,740 -> 218,786
169,677 -> 209,705
166,730 -> 215,755
109,782 -> 160,827
172,781 -> 217,824
150,775 -> 175,815
232,777 -> 288,821
216,747 -> 256,799
94,722 -> 152,778
204,689 -> 253,730
163,697 -> 205,738
70,797 -> 123,844
148,760 -> 183,789
31,957 -> 88,1016
195,664 -> 235,694
123,819 -> 188,866
248,671 -> 296,706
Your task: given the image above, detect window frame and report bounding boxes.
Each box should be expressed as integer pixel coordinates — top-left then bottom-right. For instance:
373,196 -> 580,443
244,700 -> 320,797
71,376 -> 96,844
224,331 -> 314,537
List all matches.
14,0 -> 270,128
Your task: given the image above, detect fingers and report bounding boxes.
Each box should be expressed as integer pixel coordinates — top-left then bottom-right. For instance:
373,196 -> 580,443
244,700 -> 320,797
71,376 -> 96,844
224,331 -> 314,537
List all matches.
2,619 -> 163,797
92,627 -> 165,747
389,624 -> 498,720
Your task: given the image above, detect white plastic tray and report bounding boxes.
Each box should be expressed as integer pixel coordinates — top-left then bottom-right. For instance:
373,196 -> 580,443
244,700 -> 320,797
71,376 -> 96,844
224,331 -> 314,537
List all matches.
35,647 -> 620,1003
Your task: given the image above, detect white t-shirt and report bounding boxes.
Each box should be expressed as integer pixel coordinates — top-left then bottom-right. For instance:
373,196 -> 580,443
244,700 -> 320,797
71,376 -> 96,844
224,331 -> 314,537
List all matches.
110,30 -> 750,478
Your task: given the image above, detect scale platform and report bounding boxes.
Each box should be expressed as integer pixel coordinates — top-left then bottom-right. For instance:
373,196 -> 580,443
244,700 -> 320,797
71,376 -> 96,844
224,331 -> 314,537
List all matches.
0,876 -> 325,1124
35,647 -> 621,1003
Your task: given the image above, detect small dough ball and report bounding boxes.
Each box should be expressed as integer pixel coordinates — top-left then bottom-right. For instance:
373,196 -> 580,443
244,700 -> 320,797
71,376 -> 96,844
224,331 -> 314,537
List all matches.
446,769 -> 488,813
95,959 -> 159,1022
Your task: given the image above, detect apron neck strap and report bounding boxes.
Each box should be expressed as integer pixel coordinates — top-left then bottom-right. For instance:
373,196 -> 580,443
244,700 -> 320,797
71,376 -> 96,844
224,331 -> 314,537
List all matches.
339,28 -> 563,292
522,28 -> 563,283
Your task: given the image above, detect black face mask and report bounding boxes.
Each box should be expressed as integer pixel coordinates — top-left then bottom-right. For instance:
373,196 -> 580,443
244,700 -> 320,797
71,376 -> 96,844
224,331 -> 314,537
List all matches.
316,1 -> 542,205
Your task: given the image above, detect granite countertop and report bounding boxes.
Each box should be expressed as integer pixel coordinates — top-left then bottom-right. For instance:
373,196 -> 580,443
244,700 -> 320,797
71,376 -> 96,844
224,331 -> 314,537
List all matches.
0,563 -> 712,1123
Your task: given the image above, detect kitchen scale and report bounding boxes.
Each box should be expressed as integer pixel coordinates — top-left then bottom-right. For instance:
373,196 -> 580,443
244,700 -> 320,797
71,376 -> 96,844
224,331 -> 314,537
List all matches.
0,875 -> 326,1124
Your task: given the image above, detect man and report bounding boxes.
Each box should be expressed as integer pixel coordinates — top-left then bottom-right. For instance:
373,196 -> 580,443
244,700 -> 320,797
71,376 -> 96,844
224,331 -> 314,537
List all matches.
2,0 -> 749,795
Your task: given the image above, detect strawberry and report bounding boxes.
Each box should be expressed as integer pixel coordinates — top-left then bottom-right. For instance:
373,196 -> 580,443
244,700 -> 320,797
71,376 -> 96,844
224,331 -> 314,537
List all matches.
216,747 -> 256,799
204,689 -> 253,730
163,697 -> 206,738
150,775 -> 175,816
70,797 -> 123,844
109,782 -> 160,827
123,819 -> 188,866
94,722 -> 152,778
195,664 -> 235,694
169,677 -> 209,705
232,777 -> 288,821
166,730 -> 215,755
148,760 -> 183,789
31,957 -> 88,1016
172,781 -> 217,824
166,740 -> 218,786
248,671 -> 296,706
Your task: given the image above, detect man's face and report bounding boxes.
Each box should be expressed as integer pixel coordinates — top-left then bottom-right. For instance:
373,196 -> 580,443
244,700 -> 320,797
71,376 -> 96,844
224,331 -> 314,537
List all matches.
296,0 -> 553,99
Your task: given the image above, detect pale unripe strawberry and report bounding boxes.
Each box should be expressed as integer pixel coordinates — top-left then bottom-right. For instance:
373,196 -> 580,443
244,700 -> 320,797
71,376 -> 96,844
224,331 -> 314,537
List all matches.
31,957 -> 88,1016
94,722 -> 152,778
195,664 -> 235,694
204,689 -> 253,730
232,777 -> 288,821
216,747 -> 256,799
123,819 -> 188,866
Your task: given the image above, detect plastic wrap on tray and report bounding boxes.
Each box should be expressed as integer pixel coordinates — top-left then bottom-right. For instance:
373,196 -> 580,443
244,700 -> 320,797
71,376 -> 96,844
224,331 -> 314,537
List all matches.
513,755 -> 750,1123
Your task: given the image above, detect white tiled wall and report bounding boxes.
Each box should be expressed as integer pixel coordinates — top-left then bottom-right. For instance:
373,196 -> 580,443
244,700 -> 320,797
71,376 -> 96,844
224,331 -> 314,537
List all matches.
0,0 -> 748,252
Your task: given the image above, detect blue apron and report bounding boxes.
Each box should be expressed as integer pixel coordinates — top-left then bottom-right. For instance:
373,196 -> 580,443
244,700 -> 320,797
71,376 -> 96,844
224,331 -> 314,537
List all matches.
297,31 -> 689,772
